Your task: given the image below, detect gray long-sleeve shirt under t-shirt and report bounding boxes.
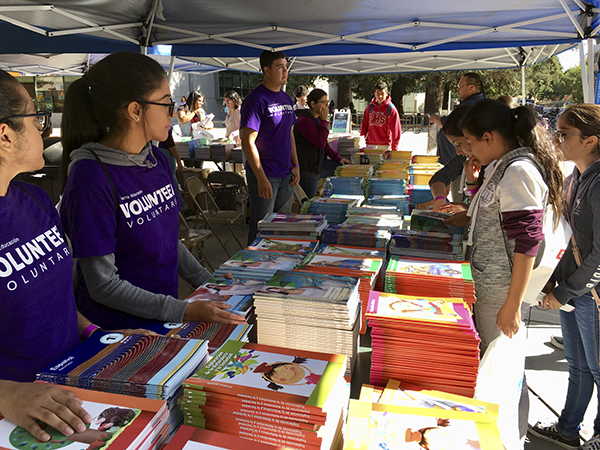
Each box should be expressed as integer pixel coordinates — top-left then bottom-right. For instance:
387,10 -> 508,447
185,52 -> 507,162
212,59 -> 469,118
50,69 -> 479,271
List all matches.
80,240 -> 212,323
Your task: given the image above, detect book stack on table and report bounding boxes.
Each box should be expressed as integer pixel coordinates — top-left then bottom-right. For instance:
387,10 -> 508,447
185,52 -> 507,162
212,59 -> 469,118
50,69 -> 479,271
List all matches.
299,196 -> 359,224
37,332 -> 210,431
321,223 -> 391,249
390,229 -> 466,261
365,194 -> 410,215
294,250 -> 384,335
252,270 -> 361,376
329,177 -> 364,196
0,385 -> 172,450
181,341 -> 349,450
384,256 -> 476,307
165,426 -> 283,449
346,379 -> 503,449
366,291 -> 480,398
210,142 -> 234,161
230,147 -> 243,163
410,209 -> 466,235
212,249 -> 305,281
247,237 -> 319,254
333,164 -> 374,178
257,213 -> 328,241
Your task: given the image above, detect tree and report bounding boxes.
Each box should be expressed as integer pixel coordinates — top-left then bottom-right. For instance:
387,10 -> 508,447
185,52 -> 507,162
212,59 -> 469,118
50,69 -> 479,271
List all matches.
285,74 -> 321,99
552,66 -> 584,103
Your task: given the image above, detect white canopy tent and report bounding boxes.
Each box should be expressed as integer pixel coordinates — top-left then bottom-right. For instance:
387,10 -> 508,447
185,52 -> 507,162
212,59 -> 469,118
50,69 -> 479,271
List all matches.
0,0 -> 597,99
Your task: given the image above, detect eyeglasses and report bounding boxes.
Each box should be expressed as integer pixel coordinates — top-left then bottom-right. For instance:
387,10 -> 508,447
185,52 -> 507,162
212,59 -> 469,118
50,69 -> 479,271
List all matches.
318,100 -> 330,105
457,83 -> 473,89
553,130 -> 583,143
0,111 -> 52,131
137,98 -> 175,116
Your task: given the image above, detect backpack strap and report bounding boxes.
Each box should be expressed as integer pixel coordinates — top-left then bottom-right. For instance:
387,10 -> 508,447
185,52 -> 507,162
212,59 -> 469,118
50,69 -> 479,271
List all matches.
14,182 -> 49,216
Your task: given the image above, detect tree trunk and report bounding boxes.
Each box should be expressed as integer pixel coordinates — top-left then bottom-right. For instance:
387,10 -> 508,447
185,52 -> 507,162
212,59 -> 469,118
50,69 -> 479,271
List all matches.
337,79 -> 353,109
424,73 -> 443,114
391,80 -> 405,115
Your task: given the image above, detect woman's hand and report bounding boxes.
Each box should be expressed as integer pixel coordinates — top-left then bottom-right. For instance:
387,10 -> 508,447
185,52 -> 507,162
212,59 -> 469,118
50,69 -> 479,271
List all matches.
112,328 -> 160,336
439,202 -> 469,214
443,210 -> 470,227
319,105 -> 329,121
496,301 -> 521,338
184,300 -> 247,324
541,292 -> 563,310
339,158 -> 351,165
0,381 -> 92,442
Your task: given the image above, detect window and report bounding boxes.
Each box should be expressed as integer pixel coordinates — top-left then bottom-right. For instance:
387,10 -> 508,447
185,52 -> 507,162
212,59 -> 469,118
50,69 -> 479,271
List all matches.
218,71 -> 259,98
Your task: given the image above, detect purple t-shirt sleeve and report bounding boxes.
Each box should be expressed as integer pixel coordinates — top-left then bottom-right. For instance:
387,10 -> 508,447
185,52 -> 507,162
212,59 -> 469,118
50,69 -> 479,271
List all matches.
501,209 -> 544,255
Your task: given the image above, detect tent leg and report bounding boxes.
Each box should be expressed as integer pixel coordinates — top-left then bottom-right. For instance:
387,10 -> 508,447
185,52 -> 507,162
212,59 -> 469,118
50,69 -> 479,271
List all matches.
521,65 -> 526,105
168,55 -> 176,86
588,37 -> 595,103
580,41 -> 589,103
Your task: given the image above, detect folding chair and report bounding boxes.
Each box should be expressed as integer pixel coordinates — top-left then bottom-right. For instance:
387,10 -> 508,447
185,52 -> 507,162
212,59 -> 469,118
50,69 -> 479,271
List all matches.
178,212 -> 214,271
206,170 -> 249,235
186,176 -> 244,257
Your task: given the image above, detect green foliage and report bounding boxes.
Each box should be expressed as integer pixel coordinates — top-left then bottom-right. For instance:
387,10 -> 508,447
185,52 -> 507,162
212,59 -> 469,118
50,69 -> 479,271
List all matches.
552,66 -> 583,103
327,74 -> 398,102
285,74 -> 321,99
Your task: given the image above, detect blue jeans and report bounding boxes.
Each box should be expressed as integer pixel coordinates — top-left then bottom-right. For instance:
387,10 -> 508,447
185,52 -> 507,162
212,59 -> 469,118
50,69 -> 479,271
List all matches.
246,169 -> 294,245
558,293 -> 600,437
299,178 -> 319,199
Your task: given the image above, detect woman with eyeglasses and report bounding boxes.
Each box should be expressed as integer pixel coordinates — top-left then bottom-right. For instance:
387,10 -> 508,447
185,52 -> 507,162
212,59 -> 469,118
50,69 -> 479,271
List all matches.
293,88 -> 350,198
59,52 -> 245,331
0,68 -> 98,442
177,89 -> 214,134
224,90 -> 242,145
530,105 -> 600,450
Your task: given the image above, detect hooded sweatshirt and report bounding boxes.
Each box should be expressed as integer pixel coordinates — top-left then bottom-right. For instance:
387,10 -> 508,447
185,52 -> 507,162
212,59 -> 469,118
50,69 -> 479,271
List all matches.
360,95 -> 401,151
60,142 -> 211,329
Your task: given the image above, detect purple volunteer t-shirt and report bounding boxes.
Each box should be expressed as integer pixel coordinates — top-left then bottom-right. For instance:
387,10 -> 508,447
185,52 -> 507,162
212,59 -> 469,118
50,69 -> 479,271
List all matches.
0,181 -> 79,382
60,147 -> 180,329
240,83 -> 296,177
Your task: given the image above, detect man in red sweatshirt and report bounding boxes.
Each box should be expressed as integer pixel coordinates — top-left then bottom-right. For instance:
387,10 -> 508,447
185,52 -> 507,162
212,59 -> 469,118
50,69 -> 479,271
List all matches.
360,82 -> 401,151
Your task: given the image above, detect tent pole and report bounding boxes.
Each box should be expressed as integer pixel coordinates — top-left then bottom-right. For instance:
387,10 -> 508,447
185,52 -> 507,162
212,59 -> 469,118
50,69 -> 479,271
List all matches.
580,41 -> 589,102
167,55 -> 175,85
588,37 -> 595,103
521,65 -> 526,105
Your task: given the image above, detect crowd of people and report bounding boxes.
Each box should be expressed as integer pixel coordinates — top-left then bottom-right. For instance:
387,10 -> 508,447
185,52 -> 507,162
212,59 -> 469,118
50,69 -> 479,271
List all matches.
1,49 -> 600,450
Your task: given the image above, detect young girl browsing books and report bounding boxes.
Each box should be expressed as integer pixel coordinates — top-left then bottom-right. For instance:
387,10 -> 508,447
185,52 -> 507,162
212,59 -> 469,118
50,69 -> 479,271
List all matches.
59,52 -> 245,330
462,99 -> 564,443
530,105 -> 600,449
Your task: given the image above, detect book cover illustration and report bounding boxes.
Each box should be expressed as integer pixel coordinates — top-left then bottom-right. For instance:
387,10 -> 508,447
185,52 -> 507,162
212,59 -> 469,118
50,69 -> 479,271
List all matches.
345,400 -> 502,450
0,401 -> 140,450
247,238 -> 318,253
367,291 -> 461,324
188,341 -> 345,408
297,252 -> 382,272
257,270 -> 358,302
315,244 -> 386,258
388,259 -> 469,280
215,250 -> 303,272
187,276 -> 265,303
410,209 -> 465,234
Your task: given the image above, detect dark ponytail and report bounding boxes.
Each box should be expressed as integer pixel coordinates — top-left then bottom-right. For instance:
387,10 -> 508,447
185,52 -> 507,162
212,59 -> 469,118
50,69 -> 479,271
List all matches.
462,99 -> 563,226
60,51 -> 166,190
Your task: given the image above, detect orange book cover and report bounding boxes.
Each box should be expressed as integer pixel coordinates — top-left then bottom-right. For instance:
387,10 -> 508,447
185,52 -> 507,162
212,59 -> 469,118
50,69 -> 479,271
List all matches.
164,425 -> 286,449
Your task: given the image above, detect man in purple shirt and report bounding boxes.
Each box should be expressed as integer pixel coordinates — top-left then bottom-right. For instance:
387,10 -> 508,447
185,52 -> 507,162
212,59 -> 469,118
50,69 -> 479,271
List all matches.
240,50 -> 300,244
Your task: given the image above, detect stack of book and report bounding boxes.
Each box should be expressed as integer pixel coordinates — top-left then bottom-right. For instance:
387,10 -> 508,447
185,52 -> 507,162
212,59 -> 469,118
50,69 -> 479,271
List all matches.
37,332 -> 209,402
299,196 -> 359,224
252,270 -> 361,375
366,291 -> 480,397
210,142 -> 234,161
165,426 -> 282,449
385,256 -> 476,306
384,150 -> 412,164
410,209 -> 466,235
405,184 -> 435,209
365,194 -> 410,215
182,341 -> 349,450
230,147 -> 243,163
315,243 -> 387,292
334,135 -> 363,160
257,213 -> 328,241
333,164 -> 373,178
344,211 -> 404,230
212,249 -> 305,281
295,251 -> 384,335
390,229 -> 466,261
373,162 -> 409,180
248,237 -> 319,253
364,177 -> 406,198
321,223 -> 391,249
0,385 -> 171,450
346,379 -> 502,449
188,139 -> 211,159
329,177 -> 364,196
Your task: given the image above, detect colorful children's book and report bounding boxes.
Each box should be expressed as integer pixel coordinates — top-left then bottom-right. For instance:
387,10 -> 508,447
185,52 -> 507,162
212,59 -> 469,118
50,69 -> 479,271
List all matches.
247,237 -> 318,253
0,384 -> 169,450
345,399 -> 503,450
37,332 -> 208,401
410,209 -> 465,234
